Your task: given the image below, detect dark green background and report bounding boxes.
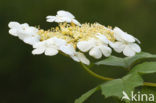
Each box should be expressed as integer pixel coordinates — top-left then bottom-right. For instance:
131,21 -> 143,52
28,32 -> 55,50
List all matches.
0,0 -> 156,103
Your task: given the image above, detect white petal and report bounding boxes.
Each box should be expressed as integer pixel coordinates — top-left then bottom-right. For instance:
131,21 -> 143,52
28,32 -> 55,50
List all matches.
123,46 -> 135,57
72,19 -> 81,26
60,17 -> 72,22
9,29 -> 17,36
122,33 -> 135,43
71,55 -> 80,62
24,27 -> 38,35
135,37 -> 141,44
57,10 -> 75,18
129,43 -> 141,53
23,37 -> 40,45
96,33 -> 109,44
18,33 -> 39,45
113,27 -> 135,42
21,23 -> 29,29
60,44 -> 75,56
109,42 -> 125,53
77,52 -> 90,65
46,16 -> 55,19
77,41 -> 94,52
51,37 -> 66,47
8,22 -> 20,28
55,17 -> 65,22
89,47 -> 102,59
32,48 -> 45,55
33,42 -> 44,48
45,48 -> 58,56
46,16 -> 56,22
99,45 -> 112,57
113,27 -> 124,41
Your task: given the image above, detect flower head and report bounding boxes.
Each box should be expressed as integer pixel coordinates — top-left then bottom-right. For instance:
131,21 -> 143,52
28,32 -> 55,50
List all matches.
8,10 -> 141,65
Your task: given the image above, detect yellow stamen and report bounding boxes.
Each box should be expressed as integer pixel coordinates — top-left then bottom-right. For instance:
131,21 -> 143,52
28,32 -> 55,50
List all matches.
37,23 -> 115,46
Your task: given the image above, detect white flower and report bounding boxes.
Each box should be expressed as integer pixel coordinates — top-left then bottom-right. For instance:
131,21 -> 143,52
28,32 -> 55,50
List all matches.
59,43 -> 90,65
32,37 -> 66,56
110,27 -> 141,56
54,40 -> 90,65
110,42 -> 141,56
8,21 -> 40,45
8,22 -> 21,36
60,44 -> 76,56
77,34 -> 112,59
77,40 -> 95,52
89,44 -> 112,59
46,10 -> 81,26
113,27 -> 140,43
71,52 -> 90,65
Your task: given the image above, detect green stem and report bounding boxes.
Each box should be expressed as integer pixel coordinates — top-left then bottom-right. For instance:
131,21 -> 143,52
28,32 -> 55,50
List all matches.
80,63 -> 156,87
144,82 -> 156,87
81,63 -> 113,81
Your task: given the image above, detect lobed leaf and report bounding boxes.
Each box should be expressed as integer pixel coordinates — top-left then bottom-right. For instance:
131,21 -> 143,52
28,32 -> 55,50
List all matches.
96,56 -> 127,68
100,73 -> 143,98
77,54 -> 156,102
96,52 -> 156,68
130,62 -> 156,74
100,62 -> 156,99
124,52 -> 156,68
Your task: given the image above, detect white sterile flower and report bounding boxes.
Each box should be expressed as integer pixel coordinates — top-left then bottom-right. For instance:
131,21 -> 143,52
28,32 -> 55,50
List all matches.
32,38 -> 58,56
77,34 -> 112,59
110,27 -> 141,56
8,21 -> 40,45
71,52 -> 90,65
89,43 -> 112,59
113,27 -> 140,43
77,39 -> 95,52
32,37 -> 66,56
8,21 -> 21,36
110,41 -> 141,56
51,37 -> 67,47
46,10 -> 81,26
60,44 -> 76,56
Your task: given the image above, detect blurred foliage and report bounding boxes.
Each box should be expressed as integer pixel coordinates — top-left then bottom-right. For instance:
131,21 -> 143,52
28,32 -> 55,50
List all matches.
0,0 -> 156,103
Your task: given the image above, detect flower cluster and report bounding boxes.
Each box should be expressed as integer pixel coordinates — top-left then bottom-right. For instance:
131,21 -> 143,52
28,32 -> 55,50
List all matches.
8,10 -> 141,65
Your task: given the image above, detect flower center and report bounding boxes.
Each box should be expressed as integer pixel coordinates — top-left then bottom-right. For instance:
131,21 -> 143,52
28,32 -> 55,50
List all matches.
38,22 -> 115,48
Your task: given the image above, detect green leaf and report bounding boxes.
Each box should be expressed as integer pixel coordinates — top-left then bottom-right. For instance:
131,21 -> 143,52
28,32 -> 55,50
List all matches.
74,86 -> 100,103
130,62 -> 156,74
96,52 -> 156,68
100,62 -> 156,99
100,73 -> 143,98
124,52 -> 156,68
96,56 -> 127,68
